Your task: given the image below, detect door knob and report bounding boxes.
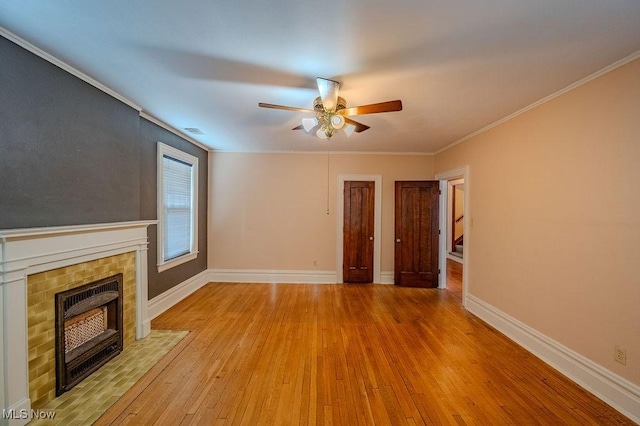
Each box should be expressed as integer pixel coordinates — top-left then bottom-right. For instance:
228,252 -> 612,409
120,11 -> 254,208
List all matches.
396,238 -> 401,243
369,236 -> 374,241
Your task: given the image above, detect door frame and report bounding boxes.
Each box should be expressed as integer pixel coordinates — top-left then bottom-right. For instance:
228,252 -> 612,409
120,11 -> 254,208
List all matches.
336,174 -> 382,284
436,166 -> 469,307
448,178 -> 465,255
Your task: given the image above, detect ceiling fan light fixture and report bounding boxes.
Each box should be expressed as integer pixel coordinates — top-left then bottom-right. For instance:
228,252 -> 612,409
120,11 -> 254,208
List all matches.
343,123 -> 356,137
330,114 -> 345,129
259,78 -> 402,141
316,128 -> 329,140
302,117 -> 318,132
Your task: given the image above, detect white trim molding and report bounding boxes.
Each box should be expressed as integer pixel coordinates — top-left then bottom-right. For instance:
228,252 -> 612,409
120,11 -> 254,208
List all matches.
466,294 -> 640,423
149,266 -> 397,321
141,112 -> 211,152
0,28 -> 212,154
336,174 -> 383,284
380,271 -> 395,285
157,143 -> 199,273
209,269 -> 337,284
0,220 -> 155,425
436,49 -> 640,155
207,269 -> 399,285
148,269 -> 211,320
0,27 -> 142,112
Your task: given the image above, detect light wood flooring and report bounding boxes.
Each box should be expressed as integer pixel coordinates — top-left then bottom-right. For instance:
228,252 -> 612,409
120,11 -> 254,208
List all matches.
96,264 -> 633,425
446,259 -> 463,302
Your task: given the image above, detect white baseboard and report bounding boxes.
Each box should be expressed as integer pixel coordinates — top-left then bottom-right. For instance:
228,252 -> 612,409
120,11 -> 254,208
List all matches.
148,269 -> 211,320
149,268 -> 394,321
147,271 -> 640,421
380,271 -> 394,284
466,294 -> 640,423
4,396 -> 31,425
208,269 -> 337,284
209,269 -> 397,285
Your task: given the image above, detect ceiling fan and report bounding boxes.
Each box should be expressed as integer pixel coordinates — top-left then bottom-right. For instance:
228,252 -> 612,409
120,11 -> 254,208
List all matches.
258,77 -> 403,140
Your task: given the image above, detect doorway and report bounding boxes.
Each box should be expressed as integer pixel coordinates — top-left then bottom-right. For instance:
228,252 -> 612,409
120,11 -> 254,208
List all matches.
436,166 -> 469,306
448,179 -> 465,263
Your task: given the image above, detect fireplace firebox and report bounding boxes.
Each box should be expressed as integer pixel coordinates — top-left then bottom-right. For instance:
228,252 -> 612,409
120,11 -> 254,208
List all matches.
55,274 -> 123,396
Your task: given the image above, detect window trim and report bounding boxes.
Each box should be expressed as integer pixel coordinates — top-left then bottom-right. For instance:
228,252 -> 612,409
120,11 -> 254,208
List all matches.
157,142 -> 199,272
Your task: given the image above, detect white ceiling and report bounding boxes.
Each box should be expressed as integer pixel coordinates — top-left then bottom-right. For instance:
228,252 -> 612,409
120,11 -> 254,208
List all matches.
2,0 -> 639,153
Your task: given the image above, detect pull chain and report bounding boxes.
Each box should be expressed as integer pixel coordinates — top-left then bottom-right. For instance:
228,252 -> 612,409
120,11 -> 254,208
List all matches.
326,150 -> 330,215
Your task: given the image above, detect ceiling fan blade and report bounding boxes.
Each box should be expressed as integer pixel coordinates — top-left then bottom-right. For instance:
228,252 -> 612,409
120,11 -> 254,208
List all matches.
316,77 -> 340,111
309,124 -> 321,135
293,123 -> 323,135
338,100 -> 403,116
258,102 -> 315,113
344,117 -> 370,133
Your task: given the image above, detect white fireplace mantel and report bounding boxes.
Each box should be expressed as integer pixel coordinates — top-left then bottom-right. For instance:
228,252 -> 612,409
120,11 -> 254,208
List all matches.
0,220 -> 156,425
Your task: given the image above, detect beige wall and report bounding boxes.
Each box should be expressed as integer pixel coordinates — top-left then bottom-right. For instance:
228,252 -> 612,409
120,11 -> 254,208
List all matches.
435,58 -> 640,385
208,152 -> 434,273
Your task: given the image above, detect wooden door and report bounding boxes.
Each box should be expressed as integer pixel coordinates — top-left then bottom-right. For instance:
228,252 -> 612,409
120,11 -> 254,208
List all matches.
394,181 -> 440,287
343,181 -> 375,283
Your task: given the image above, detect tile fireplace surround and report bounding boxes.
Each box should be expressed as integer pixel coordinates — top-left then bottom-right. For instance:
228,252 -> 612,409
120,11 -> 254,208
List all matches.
0,220 -> 155,426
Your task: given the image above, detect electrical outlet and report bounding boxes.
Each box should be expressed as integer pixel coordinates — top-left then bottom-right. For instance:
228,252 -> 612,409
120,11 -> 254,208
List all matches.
312,260 -> 318,267
614,346 -> 627,365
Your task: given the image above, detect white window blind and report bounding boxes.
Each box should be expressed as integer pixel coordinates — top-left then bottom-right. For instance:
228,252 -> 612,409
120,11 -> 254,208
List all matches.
157,142 -> 198,272
162,155 -> 193,261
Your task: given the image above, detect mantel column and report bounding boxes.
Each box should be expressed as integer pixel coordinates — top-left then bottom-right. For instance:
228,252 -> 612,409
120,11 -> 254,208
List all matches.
1,264 -> 31,426
135,244 -> 151,339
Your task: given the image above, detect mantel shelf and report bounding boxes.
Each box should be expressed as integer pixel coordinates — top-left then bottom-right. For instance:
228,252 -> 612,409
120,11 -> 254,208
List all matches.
0,220 -> 157,240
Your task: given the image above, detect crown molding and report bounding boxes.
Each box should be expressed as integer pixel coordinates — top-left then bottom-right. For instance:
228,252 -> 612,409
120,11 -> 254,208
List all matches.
1,27 -> 212,153
211,150 -> 434,156
435,49 -> 640,155
1,27 -> 142,112
139,112 -> 211,152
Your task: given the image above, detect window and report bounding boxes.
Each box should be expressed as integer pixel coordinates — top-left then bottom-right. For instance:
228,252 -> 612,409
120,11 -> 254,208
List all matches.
157,142 -> 198,272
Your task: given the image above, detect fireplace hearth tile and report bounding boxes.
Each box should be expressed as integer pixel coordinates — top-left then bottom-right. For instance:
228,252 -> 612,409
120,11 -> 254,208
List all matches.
28,330 -> 188,426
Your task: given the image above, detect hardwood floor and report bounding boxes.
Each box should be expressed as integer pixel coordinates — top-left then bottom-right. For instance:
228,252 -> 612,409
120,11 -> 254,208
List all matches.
97,277 -> 633,425
446,259 -> 463,301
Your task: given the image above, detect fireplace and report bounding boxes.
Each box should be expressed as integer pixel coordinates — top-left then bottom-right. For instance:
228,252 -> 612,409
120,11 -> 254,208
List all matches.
55,274 -> 124,395
0,220 -> 154,423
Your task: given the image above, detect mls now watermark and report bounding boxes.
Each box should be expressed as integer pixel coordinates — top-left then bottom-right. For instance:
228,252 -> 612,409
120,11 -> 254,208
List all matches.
2,409 -> 56,420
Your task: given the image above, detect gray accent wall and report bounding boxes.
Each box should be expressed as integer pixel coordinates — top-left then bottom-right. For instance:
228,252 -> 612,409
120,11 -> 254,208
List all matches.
0,36 -> 208,300
140,118 -> 208,299
0,36 -> 140,228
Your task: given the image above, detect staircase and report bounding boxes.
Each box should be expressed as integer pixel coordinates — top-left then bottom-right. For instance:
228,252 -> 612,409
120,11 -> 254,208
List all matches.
450,235 -> 463,259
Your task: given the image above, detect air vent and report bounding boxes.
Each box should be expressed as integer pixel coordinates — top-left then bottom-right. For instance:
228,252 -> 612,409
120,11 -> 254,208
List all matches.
184,127 -> 204,135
